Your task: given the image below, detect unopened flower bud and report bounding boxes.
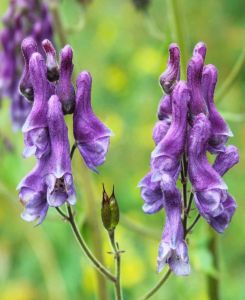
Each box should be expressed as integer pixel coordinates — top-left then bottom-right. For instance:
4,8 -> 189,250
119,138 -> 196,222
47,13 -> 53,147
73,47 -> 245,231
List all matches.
101,185 -> 119,231
42,39 -> 59,82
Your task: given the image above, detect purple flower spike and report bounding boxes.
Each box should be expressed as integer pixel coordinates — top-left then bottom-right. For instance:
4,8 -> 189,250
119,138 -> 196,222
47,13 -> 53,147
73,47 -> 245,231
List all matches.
160,43 -> 180,94
187,54 -> 207,116
74,71 -> 112,172
17,160 -> 48,225
42,39 -> 59,82
138,172 -> 164,214
202,64 -> 233,153
193,42 -> 207,60
22,52 -> 54,159
56,45 -> 75,114
19,37 -> 38,101
157,188 -> 190,275
151,81 -> 189,183
45,95 -> 76,207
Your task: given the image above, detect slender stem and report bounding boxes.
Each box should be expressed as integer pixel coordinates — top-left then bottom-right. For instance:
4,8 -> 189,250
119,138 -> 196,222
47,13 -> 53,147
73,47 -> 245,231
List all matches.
216,45 -> 245,103
70,142 -> 77,160
140,269 -> 172,300
109,231 -> 123,300
63,204 -> 116,283
186,214 -> 201,235
186,192 -> 194,216
207,229 -> 220,300
56,207 -> 69,220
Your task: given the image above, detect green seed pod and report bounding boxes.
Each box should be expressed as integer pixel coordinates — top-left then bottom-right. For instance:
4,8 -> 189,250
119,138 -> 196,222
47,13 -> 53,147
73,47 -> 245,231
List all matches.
101,185 -> 120,231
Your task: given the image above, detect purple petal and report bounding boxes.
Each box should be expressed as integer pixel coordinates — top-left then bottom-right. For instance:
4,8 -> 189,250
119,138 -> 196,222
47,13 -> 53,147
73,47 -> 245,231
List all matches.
193,42 -> 207,60
42,39 -> 59,82
187,53 -> 207,116
160,43 -> 180,94
56,45 -> 75,114
202,64 -> 233,153
213,145 -> 239,176
74,71 -> 112,172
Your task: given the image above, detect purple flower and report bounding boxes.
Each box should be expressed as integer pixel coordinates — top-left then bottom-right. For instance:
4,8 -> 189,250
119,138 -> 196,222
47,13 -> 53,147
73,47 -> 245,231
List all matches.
22,52 -> 54,158
160,43 -> 180,94
56,45 -> 75,114
19,37 -> 38,101
187,53 -> 207,116
188,113 -> 235,233
45,95 -> 76,207
157,187 -> 190,275
0,0 -> 54,130
73,71 -> 112,172
202,64 -> 233,153
151,81 -> 189,184
17,159 -> 48,225
138,172 -> 164,214
42,39 -> 59,82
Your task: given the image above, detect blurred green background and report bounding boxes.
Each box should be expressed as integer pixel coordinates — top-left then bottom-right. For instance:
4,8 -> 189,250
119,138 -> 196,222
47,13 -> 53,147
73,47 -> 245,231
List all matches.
0,0 -> 245,299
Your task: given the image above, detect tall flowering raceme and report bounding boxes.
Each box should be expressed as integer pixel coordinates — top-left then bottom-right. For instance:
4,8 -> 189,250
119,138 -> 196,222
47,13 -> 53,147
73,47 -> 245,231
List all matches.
0,0 -> 54,130
139,42 -> 239,276
17,38 -> 112,224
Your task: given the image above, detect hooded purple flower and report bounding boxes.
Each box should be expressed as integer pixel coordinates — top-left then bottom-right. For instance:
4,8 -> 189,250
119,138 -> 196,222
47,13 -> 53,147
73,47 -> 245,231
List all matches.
73,71 -> 112,172
22,52 -> 54,158
19,37 -> 38,101
17,159 -> 48,225
202,64 -> 233,153
151,81 -> 189,185
45,95 -> 76,207
42,39 -> 59,82
56,45 -> 76,114
157,187 -> 190,275
188,113 -> 236,232
187,53 -> 207,117
160,43 -> 180,94
138,172 -> 164,214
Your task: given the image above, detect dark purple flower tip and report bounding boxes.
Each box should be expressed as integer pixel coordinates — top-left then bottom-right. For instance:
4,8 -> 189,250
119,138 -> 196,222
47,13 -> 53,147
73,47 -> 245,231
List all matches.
160,43 -> 180,94
22,52 -> 53,158
193,42 -> 207,60
151,81 -> 189,182
42,39 -> 59,82
56,45 -> 75,114
187,53 -> 207,116
202,64 -> 233,153
45,95 -> 76,207
213,145 -> 239,176
19,37 -> 38,102
17,160 -> 48,224
73,71 -> 112,172
157,94 -> 172,121
138,172 -> 164,214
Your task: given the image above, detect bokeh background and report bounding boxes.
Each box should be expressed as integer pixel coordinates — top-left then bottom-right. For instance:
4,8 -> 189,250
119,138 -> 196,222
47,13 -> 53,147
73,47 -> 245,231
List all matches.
0,0 -> 245,299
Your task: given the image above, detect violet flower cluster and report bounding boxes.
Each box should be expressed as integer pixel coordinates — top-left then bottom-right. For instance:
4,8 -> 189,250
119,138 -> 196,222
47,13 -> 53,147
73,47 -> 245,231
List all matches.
17,38 -> 112,224
139,42 -> 239,276
0,0 -> 53,130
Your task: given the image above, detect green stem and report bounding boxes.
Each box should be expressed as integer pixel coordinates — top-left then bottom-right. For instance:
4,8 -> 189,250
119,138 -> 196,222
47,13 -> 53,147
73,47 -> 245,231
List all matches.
216,46 -> 245,103
64,204 -> 116,283
140,269 -> 172,300
207,229 -> 220,300
167,0 -> 188,74
108,231 -> 123,300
